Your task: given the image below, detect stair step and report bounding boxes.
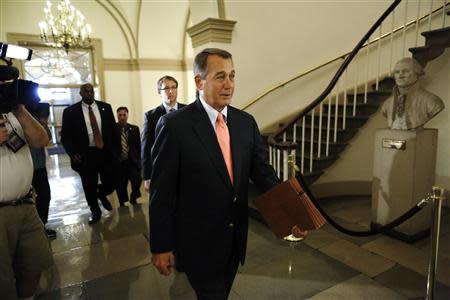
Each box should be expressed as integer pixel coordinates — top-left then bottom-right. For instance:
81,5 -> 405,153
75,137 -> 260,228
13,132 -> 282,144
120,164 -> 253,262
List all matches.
409,45 -> 446,67
298,154 -> 338,171
348,91 -> 392,105
421,27 -> 450,47
299,171 -> 324,185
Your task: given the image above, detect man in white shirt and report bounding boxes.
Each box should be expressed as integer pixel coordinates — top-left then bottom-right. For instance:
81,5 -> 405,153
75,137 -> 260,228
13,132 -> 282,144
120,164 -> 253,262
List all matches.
61,83 -> 120,224
0,67 -> 53,299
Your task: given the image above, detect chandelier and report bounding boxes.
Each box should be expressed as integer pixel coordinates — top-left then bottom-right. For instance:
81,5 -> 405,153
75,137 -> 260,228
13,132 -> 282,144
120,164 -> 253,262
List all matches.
38,0 -> 92,53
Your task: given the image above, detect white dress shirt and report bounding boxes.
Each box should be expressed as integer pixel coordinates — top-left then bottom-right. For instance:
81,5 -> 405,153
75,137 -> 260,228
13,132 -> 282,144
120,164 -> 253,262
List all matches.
199,96 -> 228,131
81,101 -> 103,147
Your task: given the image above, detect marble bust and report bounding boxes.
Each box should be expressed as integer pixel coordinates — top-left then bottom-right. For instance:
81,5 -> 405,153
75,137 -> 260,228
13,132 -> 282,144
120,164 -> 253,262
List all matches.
381,57 -> 444,130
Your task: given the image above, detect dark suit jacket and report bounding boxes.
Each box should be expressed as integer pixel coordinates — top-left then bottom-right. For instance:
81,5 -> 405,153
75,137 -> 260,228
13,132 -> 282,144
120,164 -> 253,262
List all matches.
141,103 -> 186,180
117,122 -> 141,169
61,100 -> 120,171
150,99 -> 280,276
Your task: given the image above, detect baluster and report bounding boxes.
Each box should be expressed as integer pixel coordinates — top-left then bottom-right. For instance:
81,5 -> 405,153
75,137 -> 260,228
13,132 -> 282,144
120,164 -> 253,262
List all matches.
402,0 -> 409,57
353,60 -> 358,117
415,0 -> 421,46
442,0 -> 447,28
326,97 -> 331,156
283,131 -> 286,142
364,39 -> 370,104
293,122 -> 297,143
301,117 -> 305,174
310,108 -> 314,173
276,148 -> 280,178
376,24 -> 382,90
343,70 -> 347,130
389,9 -> 395,75
428,0 -> 434,30
272,147 -> 276,169
318,102 -> 323,158
334,89 -> 339,143
269,145 -> 272,165
282,149 -> 288,181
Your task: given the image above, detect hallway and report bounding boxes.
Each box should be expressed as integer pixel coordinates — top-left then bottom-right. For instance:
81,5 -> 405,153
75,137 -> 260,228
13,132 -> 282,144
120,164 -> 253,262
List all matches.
38,154 -> 450,299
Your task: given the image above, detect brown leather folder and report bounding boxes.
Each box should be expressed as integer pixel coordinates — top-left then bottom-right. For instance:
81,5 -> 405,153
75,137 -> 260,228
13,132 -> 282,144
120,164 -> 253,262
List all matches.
254,178 -> 326,239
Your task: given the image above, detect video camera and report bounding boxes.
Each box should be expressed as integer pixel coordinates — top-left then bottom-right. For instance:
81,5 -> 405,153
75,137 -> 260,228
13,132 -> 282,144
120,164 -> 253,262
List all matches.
0,43 -> 49,117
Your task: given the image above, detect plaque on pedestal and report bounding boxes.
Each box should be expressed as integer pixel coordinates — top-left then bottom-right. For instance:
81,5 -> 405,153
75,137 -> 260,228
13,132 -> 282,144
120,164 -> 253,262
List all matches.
371,128 -> 437,242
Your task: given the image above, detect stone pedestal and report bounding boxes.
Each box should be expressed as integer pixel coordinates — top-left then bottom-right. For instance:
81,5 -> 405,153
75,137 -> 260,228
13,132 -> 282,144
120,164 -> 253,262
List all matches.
371,128 -> 437,242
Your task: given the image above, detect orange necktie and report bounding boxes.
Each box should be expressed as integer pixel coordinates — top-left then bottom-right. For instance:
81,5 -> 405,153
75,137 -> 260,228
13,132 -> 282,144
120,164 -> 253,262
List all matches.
216,112 -> 233,184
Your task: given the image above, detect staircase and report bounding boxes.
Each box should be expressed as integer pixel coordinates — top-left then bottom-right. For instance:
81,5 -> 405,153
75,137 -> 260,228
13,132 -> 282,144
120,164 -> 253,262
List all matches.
249,1 -> 450,222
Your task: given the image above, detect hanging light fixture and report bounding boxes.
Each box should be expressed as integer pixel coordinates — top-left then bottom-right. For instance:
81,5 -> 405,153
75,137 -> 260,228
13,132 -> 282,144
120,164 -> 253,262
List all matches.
38,0 -> 92,53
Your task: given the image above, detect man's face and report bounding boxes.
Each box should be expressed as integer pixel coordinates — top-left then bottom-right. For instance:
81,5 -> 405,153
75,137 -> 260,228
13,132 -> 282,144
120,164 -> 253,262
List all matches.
158,79 -> 178,107
195,55 -> 235,111
117,109 -> 128,125
80,84 -> 95,103
394,61 -> 419,88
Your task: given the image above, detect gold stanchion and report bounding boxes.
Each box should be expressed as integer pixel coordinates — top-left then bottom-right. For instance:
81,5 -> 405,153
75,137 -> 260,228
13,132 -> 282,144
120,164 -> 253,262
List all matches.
425,186 -> 445,300
283,149 -> 305,243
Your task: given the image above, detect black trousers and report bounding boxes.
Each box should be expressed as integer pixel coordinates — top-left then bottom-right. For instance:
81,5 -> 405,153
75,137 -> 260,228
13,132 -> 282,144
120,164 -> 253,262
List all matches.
116,159 -> 142,205
32,168 -> 51,224
78,148 -> 118,216
186,245 -> 240,300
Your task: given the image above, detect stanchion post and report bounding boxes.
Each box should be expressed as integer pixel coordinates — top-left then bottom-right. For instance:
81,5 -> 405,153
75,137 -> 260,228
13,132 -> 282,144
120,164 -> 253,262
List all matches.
426,186 -> 444,300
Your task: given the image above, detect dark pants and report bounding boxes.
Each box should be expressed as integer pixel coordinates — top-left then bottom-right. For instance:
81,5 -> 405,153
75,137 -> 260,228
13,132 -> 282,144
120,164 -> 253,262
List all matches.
116,159 -> 142,205
78,148 -> 118,216
32,168 -> 51,224
186,245 -> 240,300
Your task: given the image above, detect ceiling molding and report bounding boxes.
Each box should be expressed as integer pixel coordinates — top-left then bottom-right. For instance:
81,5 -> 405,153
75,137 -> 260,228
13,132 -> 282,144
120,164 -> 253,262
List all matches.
186,18 -> 236,48
104,58 -> 193,71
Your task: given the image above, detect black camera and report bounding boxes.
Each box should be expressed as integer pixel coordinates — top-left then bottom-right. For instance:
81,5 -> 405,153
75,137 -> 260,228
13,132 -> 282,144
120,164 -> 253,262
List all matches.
0,66 -> 45,115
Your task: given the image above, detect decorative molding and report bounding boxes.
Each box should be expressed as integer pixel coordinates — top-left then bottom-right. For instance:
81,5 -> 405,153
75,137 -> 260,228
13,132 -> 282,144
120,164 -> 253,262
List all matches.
186,18 -> 236,48
217,0 -> 226,19
104,58 -> 193,71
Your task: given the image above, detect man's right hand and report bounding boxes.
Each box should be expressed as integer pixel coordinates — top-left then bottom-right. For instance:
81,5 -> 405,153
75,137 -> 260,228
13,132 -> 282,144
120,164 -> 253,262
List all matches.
144,180 -> 151,193
0,118 -> 8,144
151,251 -> 174,276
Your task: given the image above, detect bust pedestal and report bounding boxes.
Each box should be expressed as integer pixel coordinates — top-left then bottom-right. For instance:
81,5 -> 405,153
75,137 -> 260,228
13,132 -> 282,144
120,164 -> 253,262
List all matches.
371,128 -> 437,242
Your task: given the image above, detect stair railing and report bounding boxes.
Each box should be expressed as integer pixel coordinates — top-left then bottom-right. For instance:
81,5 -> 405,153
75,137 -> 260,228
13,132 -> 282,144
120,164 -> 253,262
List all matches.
251,0 -> 449,181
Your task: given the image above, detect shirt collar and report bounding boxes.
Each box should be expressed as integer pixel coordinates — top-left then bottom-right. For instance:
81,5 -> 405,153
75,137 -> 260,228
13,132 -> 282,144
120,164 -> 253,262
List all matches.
81,100 -> 97,109
162,101 -> 178,114
199,95 -> 228,125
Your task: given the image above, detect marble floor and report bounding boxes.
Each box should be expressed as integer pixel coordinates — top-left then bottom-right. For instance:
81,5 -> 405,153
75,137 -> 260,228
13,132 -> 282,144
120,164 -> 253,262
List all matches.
35,154 -> 450,299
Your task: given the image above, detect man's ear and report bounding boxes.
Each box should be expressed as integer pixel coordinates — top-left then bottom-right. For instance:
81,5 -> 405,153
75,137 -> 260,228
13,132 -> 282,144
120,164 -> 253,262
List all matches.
194,75 -> 203,90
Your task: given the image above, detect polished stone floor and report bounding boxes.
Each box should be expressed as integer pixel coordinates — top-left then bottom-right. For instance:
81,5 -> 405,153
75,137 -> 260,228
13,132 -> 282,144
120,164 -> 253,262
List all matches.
35,154 -> 450,299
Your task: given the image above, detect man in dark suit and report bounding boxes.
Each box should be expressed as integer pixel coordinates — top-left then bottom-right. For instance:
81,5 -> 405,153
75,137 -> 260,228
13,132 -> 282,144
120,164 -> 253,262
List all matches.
141,75 -> 185,193
61,83 -> 120,224
116,106 -> 142,206
150,48 -> 307,299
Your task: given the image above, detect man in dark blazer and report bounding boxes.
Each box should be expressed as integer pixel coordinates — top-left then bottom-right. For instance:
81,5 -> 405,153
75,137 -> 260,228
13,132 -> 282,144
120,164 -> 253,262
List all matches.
150,48 -> 307,299
141,75 -> 185,192
116,106 -> 142,206
61,83 -> 120,224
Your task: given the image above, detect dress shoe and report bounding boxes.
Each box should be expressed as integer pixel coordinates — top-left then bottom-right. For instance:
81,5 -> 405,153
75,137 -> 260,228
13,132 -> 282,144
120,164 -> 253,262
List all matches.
88,214 -> 101,225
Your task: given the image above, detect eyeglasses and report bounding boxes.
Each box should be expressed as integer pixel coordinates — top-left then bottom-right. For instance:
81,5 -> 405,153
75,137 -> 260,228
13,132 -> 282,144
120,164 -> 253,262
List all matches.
159,86 -> 177,92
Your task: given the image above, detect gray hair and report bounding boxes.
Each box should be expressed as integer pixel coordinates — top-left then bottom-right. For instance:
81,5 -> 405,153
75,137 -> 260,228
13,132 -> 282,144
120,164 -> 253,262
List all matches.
193,48 -> 233,79
394,57 -> 425,76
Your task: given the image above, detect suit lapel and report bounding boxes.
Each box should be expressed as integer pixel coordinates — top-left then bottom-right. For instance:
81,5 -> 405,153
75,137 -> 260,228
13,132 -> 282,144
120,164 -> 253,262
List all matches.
227,109 -> 242,192
192,100 -> 233,189
75,102 -> 89,140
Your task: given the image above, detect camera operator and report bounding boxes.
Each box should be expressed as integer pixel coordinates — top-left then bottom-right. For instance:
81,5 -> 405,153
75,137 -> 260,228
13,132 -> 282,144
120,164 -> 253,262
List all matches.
0,65 -> 53,300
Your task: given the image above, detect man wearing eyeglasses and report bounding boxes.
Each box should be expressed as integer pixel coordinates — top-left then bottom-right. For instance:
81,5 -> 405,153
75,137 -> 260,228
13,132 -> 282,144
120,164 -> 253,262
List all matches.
141,76 -> 186,193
